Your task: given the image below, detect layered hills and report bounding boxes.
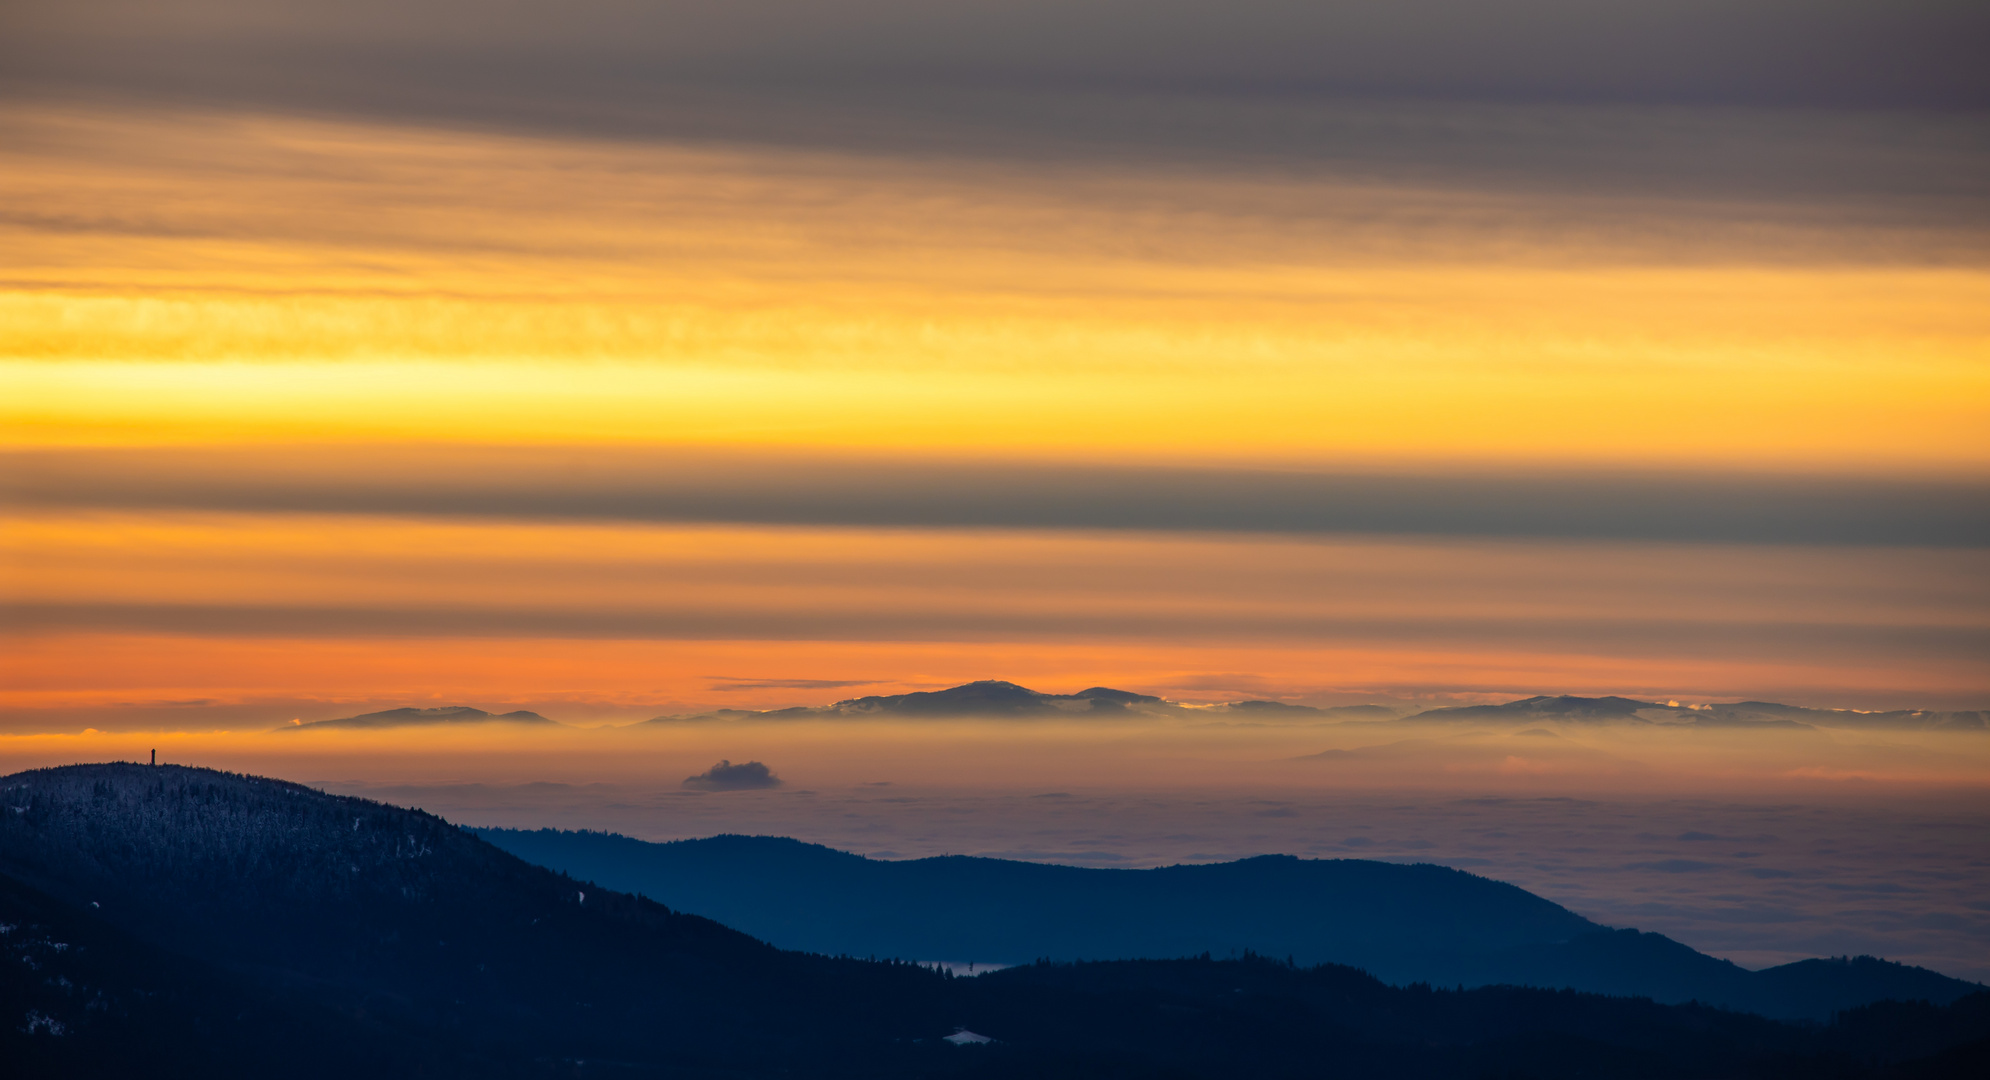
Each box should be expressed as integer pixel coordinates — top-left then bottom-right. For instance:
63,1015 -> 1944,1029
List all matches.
642,680 -> 1986,730
6,763 -> 1987,1077
476,830 -> 1981,1021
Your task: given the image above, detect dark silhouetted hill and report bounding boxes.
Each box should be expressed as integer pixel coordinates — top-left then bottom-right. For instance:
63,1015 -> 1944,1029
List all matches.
476,829 -> 1982,1020
0,763 -> 950,1077
7,763 -> 1987,1077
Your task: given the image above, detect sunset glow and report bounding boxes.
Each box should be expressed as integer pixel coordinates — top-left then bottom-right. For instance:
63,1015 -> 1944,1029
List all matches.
6,97 -> 1987,731
5,1 -> 1990,1045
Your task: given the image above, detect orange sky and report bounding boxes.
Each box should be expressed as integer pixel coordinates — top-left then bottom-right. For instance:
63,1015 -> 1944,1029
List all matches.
2,101 -> 1987,729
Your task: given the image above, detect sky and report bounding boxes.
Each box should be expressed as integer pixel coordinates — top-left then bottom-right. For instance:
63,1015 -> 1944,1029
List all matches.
4,9 -> 1987,723
2,0 -> 1988,974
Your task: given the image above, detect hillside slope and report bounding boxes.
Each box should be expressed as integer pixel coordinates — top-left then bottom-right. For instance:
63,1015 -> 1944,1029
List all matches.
0,764 -> 954,1075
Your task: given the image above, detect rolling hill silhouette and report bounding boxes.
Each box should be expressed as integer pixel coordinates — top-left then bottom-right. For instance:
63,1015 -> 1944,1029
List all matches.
476,830 -> 1981,1020
277,705 -> 559,731
645,680 -> 1173,722
5,763 -> 1986,1077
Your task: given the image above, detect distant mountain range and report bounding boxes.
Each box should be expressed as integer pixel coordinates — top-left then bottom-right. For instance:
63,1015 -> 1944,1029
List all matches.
248,683 -> 1986,730
4,764 -> 1986,1077
642,680 -> 1986,730
475,829 -> 1982,1021
277,705 -> 558,731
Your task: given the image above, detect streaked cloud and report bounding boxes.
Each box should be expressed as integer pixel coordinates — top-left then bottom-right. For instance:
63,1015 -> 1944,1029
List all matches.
14,600 -> 1985,660
5,106 -> 1985,472
5,515 -> 1985,721
7,447 -> 1985,545
11,1 -> 1986,118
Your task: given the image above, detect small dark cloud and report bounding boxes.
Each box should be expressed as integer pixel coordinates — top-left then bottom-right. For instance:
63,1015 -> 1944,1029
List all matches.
1342,837 -> 1376,848
682,759 -> 782,791
1744,868 -> 1799,879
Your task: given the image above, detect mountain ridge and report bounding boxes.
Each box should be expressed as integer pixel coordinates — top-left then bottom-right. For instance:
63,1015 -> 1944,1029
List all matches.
475,828 -> 1983,1020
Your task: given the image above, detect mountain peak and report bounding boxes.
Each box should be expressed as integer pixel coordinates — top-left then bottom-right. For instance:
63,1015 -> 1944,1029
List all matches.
1073,686 -> 1164,703
834,680 -> 1055,716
